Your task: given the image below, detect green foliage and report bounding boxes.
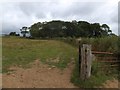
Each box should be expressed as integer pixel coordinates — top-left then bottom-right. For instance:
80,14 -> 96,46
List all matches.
9,32 -> 16,36
62,36 -> 118,54
20,26 -> 29,37
29,20 -> 112,38
9,32 -> 20,36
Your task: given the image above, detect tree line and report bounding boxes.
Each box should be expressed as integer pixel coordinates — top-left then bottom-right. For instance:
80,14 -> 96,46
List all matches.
20,20 -> 114,38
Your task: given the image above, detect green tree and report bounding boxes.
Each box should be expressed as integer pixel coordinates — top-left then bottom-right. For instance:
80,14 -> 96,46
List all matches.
77,21 -> 93,37
9,32 -> 16,36
101,24 -> 112,35
30,22 -> 42,37
20,26 -> 28,37
28,20 -> 113,38
90,23 -> 102,37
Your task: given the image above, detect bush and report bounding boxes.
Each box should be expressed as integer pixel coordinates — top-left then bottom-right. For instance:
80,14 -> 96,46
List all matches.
65,36 -> 118,54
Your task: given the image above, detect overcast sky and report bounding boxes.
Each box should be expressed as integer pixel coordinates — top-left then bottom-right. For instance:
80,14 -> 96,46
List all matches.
0,0 -> 119,35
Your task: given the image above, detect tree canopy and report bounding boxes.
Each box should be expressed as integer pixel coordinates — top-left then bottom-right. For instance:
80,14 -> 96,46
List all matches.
20,26 -> 29,37
9,32 -> 20,36
25,20 -> 113,38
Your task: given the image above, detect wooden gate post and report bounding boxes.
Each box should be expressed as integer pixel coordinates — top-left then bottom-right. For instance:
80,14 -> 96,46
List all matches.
80,44 -> 92,80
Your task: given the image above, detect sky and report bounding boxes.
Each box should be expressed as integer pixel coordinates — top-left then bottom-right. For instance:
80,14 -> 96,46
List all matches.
0,0 -> 119,35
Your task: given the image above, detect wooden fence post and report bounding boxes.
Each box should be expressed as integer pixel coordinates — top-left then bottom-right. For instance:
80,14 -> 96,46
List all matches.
80,44 -> 92,80
78,41 -> 81,75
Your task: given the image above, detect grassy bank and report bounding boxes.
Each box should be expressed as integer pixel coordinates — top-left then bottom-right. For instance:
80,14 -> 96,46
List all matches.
2,36 -> 78,72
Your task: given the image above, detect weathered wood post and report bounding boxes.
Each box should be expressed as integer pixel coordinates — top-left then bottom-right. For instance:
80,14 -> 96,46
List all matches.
77,38 -> 81,75
80,44 -> 92,80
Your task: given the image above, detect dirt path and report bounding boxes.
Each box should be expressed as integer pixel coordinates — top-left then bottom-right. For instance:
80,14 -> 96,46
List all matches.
100,79 -> 119,88
2,60 -> 119,88
2,60 -> 77,88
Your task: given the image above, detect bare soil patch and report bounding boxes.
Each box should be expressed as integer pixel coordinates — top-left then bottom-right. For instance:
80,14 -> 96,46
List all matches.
101,79 -> 119,88
2,60 -> 77,88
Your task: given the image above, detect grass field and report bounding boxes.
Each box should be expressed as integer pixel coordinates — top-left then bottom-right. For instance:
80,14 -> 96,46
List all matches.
2,36 -> 78,72
2,36 -> 119,88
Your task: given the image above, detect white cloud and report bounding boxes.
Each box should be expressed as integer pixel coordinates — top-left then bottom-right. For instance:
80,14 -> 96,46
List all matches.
0,0 -> 119,35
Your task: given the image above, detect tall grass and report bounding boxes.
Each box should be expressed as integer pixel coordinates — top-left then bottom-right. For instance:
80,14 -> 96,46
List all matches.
61,36 -> 119,53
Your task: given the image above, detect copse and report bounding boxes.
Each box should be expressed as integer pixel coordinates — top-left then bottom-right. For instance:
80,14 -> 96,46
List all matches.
9,32 -> 20,36
28,20 -> 113,38
9,32 -> 16,36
